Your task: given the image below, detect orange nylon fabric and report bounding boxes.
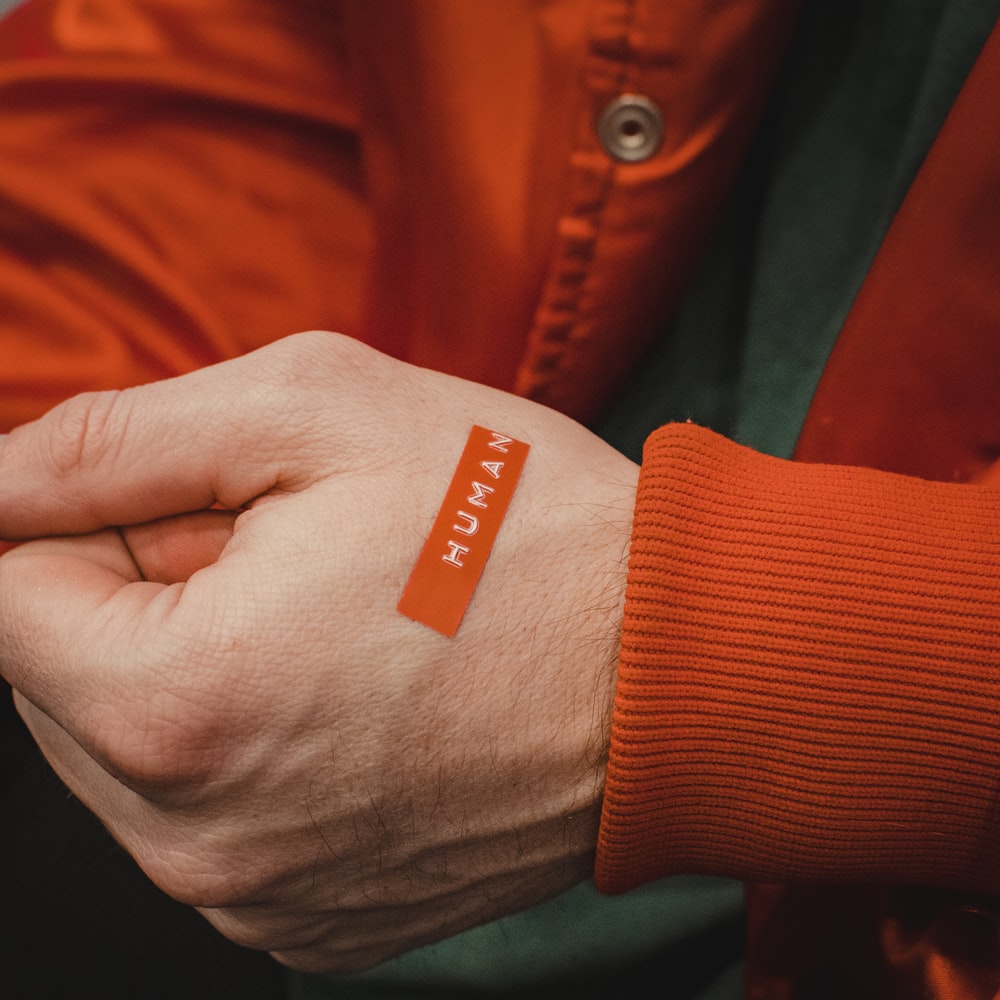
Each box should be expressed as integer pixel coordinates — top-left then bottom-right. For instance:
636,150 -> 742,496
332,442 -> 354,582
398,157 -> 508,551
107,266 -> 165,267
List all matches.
0,0 -> 371,430
0,0 -> 802,432
793,13 -> 1000,484
506,0 -> 803,419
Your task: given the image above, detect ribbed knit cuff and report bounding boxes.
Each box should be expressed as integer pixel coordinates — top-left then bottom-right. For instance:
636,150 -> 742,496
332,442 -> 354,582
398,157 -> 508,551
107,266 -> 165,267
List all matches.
596,422 -> 1000,895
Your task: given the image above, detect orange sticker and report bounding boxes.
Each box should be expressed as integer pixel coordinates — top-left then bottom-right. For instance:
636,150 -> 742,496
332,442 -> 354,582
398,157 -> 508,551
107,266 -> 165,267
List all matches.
398,425 -> 530,637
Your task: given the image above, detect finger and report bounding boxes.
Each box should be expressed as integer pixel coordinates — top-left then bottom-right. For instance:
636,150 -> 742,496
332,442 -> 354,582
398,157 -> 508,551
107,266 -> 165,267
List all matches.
0,331 -> 353,540
0,531 -> 151,725
121,510 -> 238,584
14,690 -> 150,836
12,692 -> 197,895
0,523 -> 269,773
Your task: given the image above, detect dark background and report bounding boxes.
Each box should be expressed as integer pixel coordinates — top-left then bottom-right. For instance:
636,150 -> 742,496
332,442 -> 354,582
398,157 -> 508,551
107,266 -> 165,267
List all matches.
1,685 -> 288,1000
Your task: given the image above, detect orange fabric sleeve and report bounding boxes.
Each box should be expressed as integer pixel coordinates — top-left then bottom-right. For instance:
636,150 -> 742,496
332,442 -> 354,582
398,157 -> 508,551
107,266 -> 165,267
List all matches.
0,0 -> 371,431
596,422 -> 1000,895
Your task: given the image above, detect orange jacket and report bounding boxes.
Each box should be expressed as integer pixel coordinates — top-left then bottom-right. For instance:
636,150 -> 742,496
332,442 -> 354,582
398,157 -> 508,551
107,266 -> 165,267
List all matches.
0,0 -> 801,428
4,2 -> 1000,997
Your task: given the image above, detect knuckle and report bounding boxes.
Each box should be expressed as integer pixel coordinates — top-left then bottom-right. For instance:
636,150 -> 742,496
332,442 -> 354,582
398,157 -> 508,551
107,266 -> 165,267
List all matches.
88,730 -> 190,795
40,389 -> 129,482
266,330 -> 363,390
269,330 -> 396,407
144,848 -> 265,910
270,941 -> 402,976
87,689 -> 229,795
205,911 -> 314,954
248,331 -> 395,470
209,921 -> 276,953
269,950 -> 340,975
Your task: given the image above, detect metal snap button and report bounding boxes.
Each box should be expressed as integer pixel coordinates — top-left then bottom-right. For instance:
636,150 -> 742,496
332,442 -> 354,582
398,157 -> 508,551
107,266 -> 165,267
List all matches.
596,94 -> 664,163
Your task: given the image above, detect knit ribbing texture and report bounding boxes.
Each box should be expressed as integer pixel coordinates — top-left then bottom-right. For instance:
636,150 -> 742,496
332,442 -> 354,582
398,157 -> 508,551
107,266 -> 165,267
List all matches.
596,422 -> 1000,895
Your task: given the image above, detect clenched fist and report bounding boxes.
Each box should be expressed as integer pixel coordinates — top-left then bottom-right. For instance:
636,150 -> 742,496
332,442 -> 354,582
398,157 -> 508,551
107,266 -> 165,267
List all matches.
0,332 -> 637,972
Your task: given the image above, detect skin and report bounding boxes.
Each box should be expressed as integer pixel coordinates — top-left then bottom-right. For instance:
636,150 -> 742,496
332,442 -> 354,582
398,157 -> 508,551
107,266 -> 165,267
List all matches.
0,331 -> 638,972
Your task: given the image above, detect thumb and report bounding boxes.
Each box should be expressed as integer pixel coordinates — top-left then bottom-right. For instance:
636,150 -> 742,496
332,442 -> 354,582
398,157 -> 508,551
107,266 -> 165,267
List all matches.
0,332 -> 344,541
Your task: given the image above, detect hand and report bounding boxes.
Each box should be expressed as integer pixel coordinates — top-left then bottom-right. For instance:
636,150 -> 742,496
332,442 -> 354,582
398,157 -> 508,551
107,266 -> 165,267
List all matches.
0,332 -> 637,972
